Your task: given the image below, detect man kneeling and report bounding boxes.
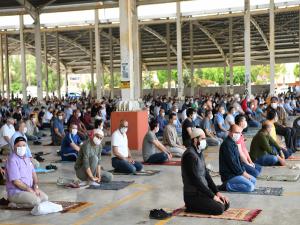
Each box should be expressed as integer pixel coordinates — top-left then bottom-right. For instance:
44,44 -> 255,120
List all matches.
6,137 -> 48,208
75,129 -> 113,186
182,128 -> 230,215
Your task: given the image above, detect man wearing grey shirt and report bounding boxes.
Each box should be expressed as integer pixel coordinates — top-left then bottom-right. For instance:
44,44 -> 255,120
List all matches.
163,113 -> 186,157
142,120 -> 172,163
75,129 -> 113,186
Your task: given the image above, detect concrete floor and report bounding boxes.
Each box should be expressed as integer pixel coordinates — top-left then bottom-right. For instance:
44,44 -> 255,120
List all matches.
1,124 -> 300,225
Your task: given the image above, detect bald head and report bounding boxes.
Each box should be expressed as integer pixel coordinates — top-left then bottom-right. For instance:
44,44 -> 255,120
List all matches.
229,124 -> 242,134
262,120 -> 273,133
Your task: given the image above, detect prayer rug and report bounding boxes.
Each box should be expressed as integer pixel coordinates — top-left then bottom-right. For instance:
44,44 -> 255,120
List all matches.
258,174 -> 300,182
35,168 -> 56,174
225,187 -> 283,196
142,161 -> 181,166
87,181 -> 135,190
172,207 -> 262,222
287,156 -> 300,161
0,201 -> 92,213
109,169 -> 160,176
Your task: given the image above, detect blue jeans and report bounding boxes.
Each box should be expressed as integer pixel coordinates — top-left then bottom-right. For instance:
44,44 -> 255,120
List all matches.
248,120 -> 260,128
146,152 -> 168,163
226,175 -> 256,192
216,131 -> 228,140
112,157 -> 143,174
255,154 -> 278,166
243,163 -> 262,178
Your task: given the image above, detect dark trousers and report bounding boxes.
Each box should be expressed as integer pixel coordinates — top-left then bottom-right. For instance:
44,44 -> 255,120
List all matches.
112,157 -> 143,174
184,193 -> 230,215
275,124 -> 297,152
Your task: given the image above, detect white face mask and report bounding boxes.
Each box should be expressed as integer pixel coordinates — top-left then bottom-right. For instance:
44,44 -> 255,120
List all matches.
77,113 -> 81,117
232,133 -> 241,142
71,129 -> 78,135
16,146 -> 26,157
172,120 -> 177,125
271,103 -> 278,109
93,137 -> 102,146
199,140 -> 207,150
175,109 -> 179,113
243,121 -> 248,129
221,110 -> 225,115
192,114 -> 197,121
23,127 -> 27,134
120,127 -> 128,134
209,115 -> 213,120
161,113 -> 165,117
58,115 -> 63,120
154,126 -> 159,133
95,115 -> 101,120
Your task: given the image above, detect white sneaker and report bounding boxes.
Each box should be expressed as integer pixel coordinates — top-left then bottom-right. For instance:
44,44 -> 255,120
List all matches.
79,181 -> 89,186
89,181 -> 101,186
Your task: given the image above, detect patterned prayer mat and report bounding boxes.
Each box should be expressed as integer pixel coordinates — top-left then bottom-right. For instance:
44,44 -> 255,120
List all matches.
87,181 -> 135,190
142,161 -> 181,166
172,207 -> 262,222
258,174 -> 300,182
109,169 -> 160,176
287,156 -> 300,161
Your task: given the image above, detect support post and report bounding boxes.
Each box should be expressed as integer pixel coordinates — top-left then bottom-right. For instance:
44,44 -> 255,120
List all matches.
269,0 -> 275,95
189,20 -> 194,97
229,17 -> 234,94
244,0 -> 251,96
166,23 -> 171,97
176,1 -> 184,97
55,31 -> 61,99
20,15 -> 27,103
4,34 -> 9,100
95,9 -> 103,99
109,28 -> 114,99
223,61 -> 227,94
0,35 -> 4,97
34,14 -> 43,101
89,29 -> 95,98
43,32 -> 49,99
65,71 -> 68,96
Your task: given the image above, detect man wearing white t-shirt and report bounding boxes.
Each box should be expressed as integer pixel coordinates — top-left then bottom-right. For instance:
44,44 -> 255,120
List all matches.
0,118 -> 16,153
111,120 -> 143,174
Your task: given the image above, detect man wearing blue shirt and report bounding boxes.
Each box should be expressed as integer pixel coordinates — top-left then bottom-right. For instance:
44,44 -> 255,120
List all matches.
214,106 -> 228,140
219,124 -> 256,192
61,123 -> 82,161
51,111 -> 65,146
156,109 -> 168,137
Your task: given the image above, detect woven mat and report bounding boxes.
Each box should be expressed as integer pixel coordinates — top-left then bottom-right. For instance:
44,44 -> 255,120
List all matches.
172,207 -> 262,222
109,169 -> 160,176
142,161 -> 181,166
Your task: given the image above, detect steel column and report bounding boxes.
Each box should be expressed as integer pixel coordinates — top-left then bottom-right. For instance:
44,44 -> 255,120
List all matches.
176,1 -> 184,97
269,0 -> 275,95
95,9 -> 103,99
244,0 -> 251,96
89,29 -> 95,98
55,31 -> 61,99
20,15 -> 27,103
34,14 -> 43,101
166,23 -> 171,97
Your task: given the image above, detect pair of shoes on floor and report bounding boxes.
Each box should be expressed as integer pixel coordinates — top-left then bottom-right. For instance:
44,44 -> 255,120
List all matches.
45,164 -> 57,170
34,155 -> 45,162
89,181 -> 101,187
33,141 -> 42,145
149,209 -> 172,220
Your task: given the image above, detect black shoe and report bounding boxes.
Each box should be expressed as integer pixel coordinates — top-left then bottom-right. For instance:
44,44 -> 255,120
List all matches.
149,209 -> 172,220
217,183 -> 227,191
34,155 -> 45,162
45,164 -> 57,170
0,198 -> 9,206
33,141 -> 42,145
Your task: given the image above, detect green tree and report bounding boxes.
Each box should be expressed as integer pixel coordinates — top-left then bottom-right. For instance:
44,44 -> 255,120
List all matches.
294,64 -> 300,80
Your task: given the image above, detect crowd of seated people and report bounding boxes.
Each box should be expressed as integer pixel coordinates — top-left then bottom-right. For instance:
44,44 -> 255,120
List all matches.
0,90 -> 299,215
